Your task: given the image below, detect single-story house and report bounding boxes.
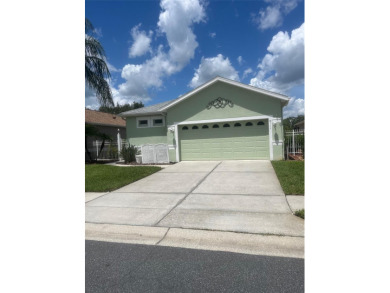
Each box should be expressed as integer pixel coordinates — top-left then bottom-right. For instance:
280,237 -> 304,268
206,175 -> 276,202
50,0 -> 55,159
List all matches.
119,76 -> 290,162
85,109 -> 126,159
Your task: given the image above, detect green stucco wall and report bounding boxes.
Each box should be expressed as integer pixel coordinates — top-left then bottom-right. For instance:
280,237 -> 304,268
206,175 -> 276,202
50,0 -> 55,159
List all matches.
126,117 -> 167,145
273,144 -> 284,160
166,81 -> 282,125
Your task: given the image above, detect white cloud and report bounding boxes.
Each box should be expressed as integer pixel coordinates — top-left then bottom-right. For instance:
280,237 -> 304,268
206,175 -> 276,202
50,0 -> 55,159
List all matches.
209,32 -> 216,38
106,60 -> 120,73
250,23 -> 304,93
93,27 -> 103,39
85,78 -> 140,108
283,97 -> 304,118
242,68 -> 253,79
85,86 -> 99,109
157,0 -> 205,69
257,6 -> 283,30
237,56 -> 243,65
254,0 -> 300,30
129,24 -> 153,58
190,54 -> 239,88
116,0 -> 205,101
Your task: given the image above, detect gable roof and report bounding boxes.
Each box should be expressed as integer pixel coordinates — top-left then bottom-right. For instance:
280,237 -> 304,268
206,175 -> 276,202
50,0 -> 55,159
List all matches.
85,109 -> 126,127
119,76 -> 290,117
161,76 -> 290,111
119,100 -> 176,117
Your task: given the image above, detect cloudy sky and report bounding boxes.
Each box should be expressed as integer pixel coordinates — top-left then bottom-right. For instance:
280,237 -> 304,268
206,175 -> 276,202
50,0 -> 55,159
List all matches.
86,0 -> 304,117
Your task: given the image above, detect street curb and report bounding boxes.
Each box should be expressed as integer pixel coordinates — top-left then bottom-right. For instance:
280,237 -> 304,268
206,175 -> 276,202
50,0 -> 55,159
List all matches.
86,223 -> 304,259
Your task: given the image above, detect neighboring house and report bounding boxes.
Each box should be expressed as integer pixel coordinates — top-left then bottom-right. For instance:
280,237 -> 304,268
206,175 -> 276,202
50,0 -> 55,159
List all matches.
85,109 -> 126,158
294,120 -> 305,131
119,76 -> 290,162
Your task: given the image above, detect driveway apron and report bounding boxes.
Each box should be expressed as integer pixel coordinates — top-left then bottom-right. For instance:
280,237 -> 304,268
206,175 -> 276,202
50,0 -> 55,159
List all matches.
85,160 -> 304,237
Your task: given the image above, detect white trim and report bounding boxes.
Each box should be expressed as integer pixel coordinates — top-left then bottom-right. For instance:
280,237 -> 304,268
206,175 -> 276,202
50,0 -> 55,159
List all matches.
269,118 -> 274,160
174,124 -> 180,162
136,115 -> 165,128
151,115 -> 165,127
176,115 -> 272,126
160,76 -> 290,111
136,117 -> 150,128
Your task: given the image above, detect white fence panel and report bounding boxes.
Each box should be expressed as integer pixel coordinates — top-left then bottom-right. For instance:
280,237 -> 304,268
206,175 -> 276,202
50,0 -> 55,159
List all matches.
92,139 -> 123,160
141,144 -> 169,164
285,130 -> 305,158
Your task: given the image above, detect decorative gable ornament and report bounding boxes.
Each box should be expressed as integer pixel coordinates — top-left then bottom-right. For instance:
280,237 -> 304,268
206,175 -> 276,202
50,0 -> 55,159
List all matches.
206,97 -> 233,109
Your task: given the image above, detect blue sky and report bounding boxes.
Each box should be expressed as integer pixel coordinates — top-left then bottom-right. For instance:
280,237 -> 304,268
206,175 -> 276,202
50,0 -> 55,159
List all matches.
86,0 -> 304,117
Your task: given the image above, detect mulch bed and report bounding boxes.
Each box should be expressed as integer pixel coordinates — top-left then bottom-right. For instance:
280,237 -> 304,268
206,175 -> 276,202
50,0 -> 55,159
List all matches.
288,154 -> 304,161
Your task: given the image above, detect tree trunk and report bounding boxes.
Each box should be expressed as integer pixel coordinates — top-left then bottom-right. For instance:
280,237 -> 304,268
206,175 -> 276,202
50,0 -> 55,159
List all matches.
97,139 -> 106,159
85,136 -> 93,162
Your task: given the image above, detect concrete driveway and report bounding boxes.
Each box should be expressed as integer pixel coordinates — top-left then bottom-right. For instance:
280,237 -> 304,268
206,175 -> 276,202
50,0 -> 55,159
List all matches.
86,160 -> 304,237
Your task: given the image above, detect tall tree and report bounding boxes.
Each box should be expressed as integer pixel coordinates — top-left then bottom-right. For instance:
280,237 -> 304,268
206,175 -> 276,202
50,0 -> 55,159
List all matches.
85,19 -> 114,107
99,101 -> 144,115
283,115 -> 304,131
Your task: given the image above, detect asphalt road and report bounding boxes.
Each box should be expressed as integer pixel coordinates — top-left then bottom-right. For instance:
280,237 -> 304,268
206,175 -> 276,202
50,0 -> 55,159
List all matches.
86,240 -> 304,293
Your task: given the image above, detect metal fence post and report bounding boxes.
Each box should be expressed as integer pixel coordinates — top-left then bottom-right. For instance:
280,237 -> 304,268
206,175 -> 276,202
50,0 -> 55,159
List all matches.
117,129 -> 121,159
292,129 -> 295,155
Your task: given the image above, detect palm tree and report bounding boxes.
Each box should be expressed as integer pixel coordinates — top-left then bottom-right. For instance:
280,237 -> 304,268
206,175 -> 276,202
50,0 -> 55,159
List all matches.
85,124 -> 113,162
85,19 -> 114,107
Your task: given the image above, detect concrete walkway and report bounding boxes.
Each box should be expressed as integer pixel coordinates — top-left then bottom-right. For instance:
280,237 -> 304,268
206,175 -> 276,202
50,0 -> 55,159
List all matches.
86,160 -> 304,238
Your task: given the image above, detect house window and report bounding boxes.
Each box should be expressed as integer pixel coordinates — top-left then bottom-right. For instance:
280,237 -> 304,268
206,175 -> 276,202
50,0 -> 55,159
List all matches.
234,123 -> 241,127
136,116 -> 165,128
257,121 -> 264,126
245,122 -> 253,126
192,125 -> 199,130
223,123 -> 230,128
138,119 -> 149,128
202,125 -> 209,129
212,124 -> 219,128
152,118 -> 164,127
182,126 -> 188,130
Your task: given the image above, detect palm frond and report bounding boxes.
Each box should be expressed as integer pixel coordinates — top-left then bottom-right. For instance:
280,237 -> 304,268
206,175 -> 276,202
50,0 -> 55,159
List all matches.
85,36 -> 106,59
85,18 -> 114,107
85,18 -> 94,35
85,66 -> 114,107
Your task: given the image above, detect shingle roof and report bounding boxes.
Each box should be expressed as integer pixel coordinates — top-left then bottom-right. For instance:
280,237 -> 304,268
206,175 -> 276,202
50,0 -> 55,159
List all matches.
85,109 -> 126,127
118,76 -> 290,117
119,99 -> 176,116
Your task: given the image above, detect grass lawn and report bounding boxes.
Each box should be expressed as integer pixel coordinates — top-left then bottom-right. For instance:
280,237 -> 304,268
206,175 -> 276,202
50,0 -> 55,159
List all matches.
271,161 -> 304,195
85,165 -> 161,192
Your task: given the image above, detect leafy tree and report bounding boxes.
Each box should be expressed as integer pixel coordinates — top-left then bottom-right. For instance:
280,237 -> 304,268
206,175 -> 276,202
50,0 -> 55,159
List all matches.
85,18 -> 114,107
99,101 -> 144,115
85,125 -> 113,162
283,115 -> 304,131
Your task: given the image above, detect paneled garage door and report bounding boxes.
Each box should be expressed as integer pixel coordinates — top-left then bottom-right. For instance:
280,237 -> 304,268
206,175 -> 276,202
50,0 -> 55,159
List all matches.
179,120 -> 269,160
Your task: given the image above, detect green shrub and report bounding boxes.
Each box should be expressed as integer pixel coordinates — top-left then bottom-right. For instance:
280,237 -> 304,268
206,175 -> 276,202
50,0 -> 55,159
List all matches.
108,146 -> 118,159
120,144 -> 138,163
294,209 -> 305,219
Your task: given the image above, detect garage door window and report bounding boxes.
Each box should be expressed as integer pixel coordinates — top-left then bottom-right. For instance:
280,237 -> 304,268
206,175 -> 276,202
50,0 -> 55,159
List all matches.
202,125 -> 209,129
234,123 -> 241,127
223,123 -> 230,128
192,125 -> 199,130
182,126 -> 188,130
257,121 -> 264,126
212,124 -> 219,128
245,122 -> 253,126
